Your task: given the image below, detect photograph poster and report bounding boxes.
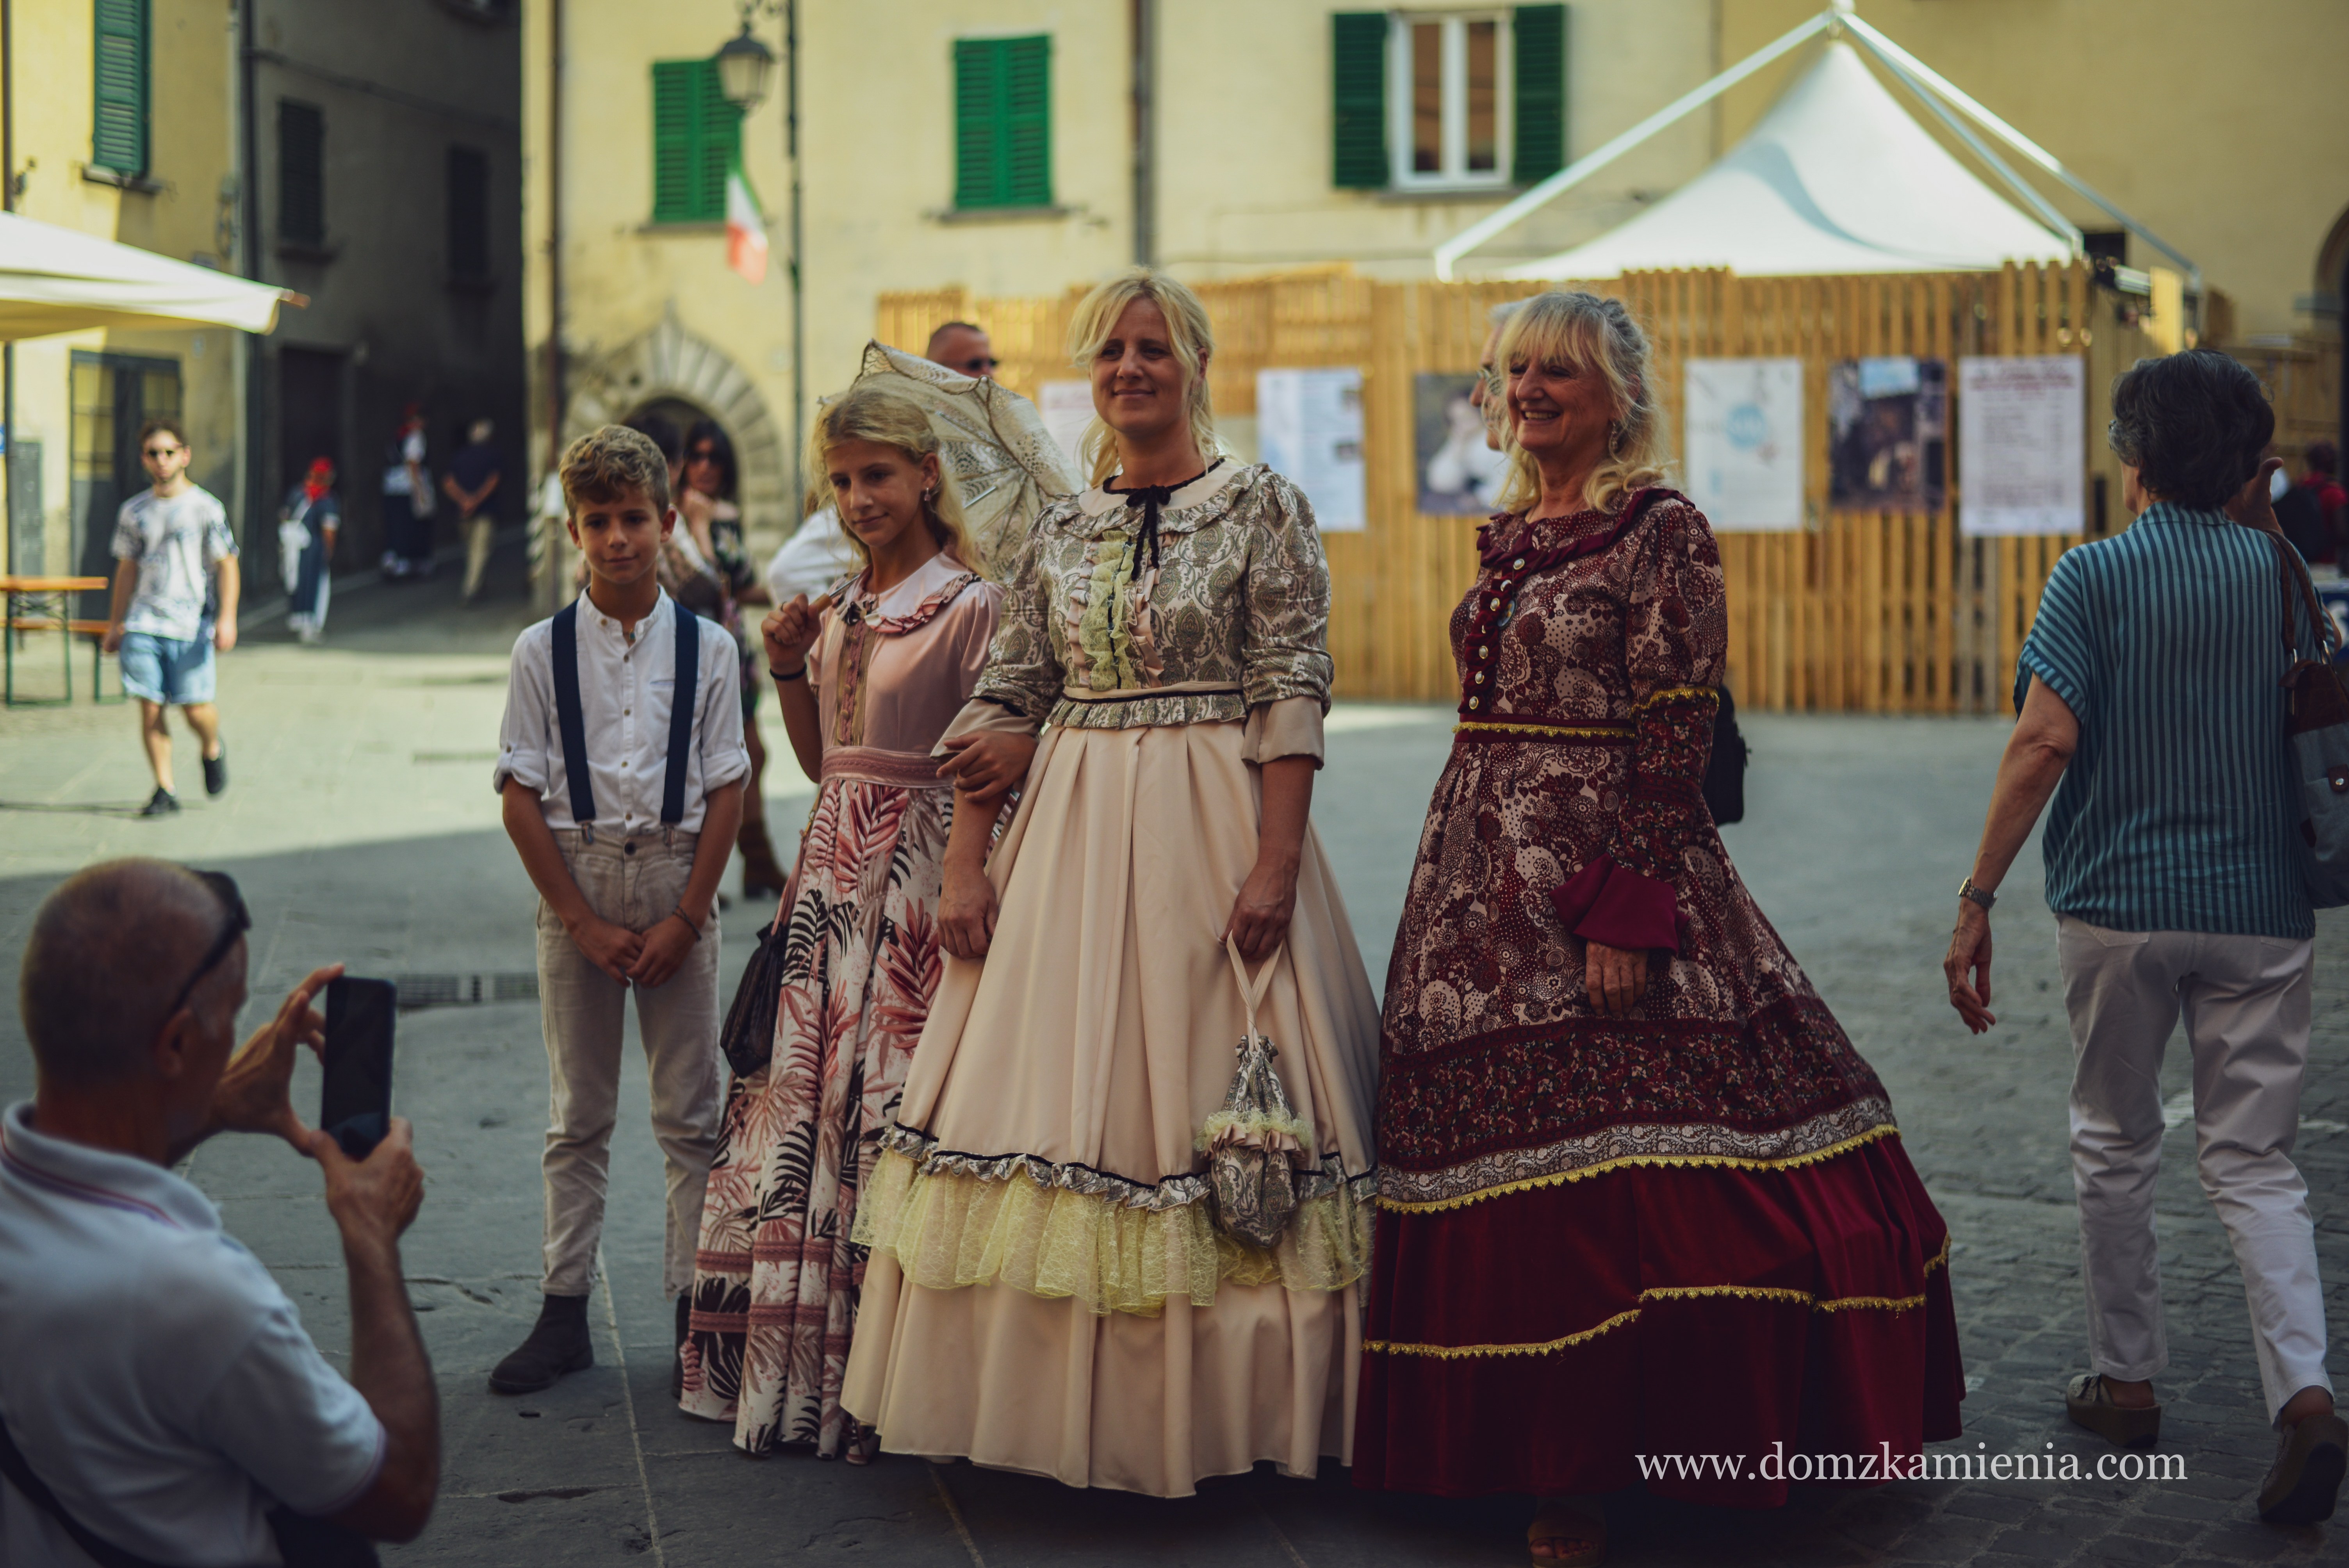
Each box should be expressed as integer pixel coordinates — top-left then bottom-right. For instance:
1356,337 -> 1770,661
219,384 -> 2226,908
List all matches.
1958,355 -> 2085,536
1037,380 -> 1096,473
1683,357 -> 1804,531
1829,356 -> 1947,511
1257,366 -> 1366,531
1414,371 -> 1511,516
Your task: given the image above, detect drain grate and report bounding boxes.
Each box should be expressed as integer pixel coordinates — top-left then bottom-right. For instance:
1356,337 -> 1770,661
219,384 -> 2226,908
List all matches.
388,972 -> 539,1010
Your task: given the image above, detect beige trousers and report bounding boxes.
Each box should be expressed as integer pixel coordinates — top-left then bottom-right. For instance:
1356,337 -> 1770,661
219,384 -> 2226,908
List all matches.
2059,916 -> 2332,1422
535,829 -> 722,1298
461,514 -> 496,600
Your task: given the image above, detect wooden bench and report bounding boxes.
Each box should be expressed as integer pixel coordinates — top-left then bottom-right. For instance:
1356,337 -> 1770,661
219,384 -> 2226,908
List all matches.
1,576 -> 116,705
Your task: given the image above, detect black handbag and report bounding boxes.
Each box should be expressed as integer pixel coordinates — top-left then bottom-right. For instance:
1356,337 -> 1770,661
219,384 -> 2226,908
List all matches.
1703,685 -> 1751,825
718,912 -> 793,1078
0,1406 -> 378,1568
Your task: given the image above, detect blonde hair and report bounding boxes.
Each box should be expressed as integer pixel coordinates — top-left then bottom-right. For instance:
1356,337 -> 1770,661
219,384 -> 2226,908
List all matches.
1065,268 -> 1220,486
1494,291 -> 1668,515
805,383 -> 987,578
561,424 -> 670,514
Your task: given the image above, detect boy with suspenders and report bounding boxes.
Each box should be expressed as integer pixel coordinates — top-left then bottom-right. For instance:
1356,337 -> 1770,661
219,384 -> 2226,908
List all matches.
488,426 -> 749,1393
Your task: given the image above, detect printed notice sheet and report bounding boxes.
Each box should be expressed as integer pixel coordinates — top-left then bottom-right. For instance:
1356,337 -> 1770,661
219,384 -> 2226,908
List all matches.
1256,367 -> 1366,531
1959,355 -> 2085,536
1684,357 -> 1805,531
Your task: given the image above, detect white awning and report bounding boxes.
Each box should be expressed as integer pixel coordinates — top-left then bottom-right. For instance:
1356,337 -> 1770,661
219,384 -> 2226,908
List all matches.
0,210 -> 298,338
1505,42 -> 2072,279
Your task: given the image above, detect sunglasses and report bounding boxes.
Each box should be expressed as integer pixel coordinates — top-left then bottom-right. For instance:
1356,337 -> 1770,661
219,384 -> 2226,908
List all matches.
143,445 -> 185,458
958,357 -> 1001,374
164,869 -> 252,1022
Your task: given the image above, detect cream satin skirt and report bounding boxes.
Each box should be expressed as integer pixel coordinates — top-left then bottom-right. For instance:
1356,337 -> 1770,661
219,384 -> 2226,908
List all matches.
839,719 -> 1381,1495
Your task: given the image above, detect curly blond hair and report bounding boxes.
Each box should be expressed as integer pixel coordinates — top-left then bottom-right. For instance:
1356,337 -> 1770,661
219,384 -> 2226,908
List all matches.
1494,291 -> 1669,515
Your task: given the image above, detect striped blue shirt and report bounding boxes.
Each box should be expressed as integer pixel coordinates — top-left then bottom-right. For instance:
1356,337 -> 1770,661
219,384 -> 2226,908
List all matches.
2016,502 -> 2312,939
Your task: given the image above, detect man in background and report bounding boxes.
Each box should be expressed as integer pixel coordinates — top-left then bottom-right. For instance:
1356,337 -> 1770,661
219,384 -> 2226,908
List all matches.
447,418 -> 507,607
100,419 -> 238,818
924,320 -> 998,380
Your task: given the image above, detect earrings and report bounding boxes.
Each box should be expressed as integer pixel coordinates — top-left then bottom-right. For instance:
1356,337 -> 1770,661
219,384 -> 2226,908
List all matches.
1606,420 -> 1625,457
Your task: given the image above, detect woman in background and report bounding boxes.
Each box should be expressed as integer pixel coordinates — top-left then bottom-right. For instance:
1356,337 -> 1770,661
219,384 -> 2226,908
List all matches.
680,384 -> 1001,1461
280,457 -> 339,645
683,419 -> 788,898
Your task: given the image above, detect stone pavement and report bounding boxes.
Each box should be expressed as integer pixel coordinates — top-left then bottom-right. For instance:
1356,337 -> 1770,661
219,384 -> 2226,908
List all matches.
2,557 -> 2344,1567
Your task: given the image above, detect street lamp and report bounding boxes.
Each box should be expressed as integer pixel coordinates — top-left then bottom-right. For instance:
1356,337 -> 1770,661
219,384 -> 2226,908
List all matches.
714,24 -> 774,111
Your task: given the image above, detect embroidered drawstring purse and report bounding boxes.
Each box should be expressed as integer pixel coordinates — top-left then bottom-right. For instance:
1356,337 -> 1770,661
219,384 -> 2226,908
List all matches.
1200,937 -> 1314,1249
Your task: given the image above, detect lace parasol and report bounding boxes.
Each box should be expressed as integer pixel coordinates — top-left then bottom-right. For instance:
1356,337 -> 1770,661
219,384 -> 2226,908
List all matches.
836,342 -> 1080,573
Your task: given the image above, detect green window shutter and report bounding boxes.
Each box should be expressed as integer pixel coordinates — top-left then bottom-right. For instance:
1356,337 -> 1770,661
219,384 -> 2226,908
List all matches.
955,36 -> 1052,209
1001,36 -> 1052,206
1513,5 -> 1567,184
651,59 -> 739,224
1331,12 -> 1387,190
92,0 -> 149,176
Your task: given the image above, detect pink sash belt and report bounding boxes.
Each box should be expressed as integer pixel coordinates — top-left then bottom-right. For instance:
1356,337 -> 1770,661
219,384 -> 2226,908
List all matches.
820,745 -> 951,791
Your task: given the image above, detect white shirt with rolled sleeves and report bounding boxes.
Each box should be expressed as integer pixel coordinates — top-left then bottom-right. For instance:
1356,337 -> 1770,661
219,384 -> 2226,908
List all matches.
0,1103 -> 386,1568
494,587 -> 750,834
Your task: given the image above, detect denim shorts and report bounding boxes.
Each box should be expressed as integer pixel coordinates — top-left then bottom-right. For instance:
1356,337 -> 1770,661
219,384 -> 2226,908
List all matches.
118,629 -> 216,705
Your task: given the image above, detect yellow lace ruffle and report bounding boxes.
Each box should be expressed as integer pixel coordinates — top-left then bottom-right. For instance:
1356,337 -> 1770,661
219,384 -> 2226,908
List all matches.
853,1145 -> 1373,1318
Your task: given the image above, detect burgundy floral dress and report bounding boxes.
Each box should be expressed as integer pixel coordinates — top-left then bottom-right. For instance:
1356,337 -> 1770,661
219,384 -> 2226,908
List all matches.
681,554 -> 1000,1458
1354,489 -> 1963,1506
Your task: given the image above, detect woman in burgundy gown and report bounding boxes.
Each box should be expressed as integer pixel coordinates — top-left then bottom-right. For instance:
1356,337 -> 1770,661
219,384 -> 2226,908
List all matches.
1354,292 -> 1963,1563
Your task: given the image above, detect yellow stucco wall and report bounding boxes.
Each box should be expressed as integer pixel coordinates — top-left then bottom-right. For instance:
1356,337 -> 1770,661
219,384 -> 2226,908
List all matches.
4,0 -> 239,578
1718,0 -> 2349,339
523,0 -> 1718,556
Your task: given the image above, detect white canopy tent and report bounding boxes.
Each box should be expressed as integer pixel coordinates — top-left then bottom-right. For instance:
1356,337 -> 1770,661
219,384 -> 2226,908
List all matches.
1503,43 -> 2069,278
1437,0 -> 2198,288
0,210 -> 297,338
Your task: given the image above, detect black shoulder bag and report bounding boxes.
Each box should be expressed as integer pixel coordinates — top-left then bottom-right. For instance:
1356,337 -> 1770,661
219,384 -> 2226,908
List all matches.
0,1406 -> 378,1568
1704,684 -> 1751,825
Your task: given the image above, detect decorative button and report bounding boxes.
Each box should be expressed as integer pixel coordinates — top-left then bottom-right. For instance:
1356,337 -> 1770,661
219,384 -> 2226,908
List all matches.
624,842 -> 636,856
1513,557 -> 1525,569
2332,767 -> 2349,795
1477,645 -> 1488,657
1467,697 -> 1481,709
1473,672 -> 1486,684
1488,597 -> 1502,611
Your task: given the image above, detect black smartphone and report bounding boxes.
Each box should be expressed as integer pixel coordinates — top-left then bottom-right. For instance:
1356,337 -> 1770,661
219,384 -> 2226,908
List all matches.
321,977 -> 397,1160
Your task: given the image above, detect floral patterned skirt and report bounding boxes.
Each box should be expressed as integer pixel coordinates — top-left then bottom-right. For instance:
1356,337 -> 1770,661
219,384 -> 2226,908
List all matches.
679,774 -> 951,1456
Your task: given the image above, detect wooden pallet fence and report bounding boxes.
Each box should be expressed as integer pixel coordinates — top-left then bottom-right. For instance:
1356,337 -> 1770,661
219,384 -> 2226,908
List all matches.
879,262 -> 2159,711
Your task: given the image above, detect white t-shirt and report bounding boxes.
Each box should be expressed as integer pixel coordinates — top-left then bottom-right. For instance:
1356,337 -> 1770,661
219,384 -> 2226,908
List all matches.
110,488 -> 235,643
0,1103 -> 385,1567
765,508 -> 859,604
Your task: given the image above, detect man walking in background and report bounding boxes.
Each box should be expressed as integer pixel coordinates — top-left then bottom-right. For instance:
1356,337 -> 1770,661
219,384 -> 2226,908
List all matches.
100,419 -> 238,818
449,417 -> 507,606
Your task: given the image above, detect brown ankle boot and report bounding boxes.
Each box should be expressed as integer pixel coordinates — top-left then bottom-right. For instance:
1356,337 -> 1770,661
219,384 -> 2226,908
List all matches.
739,817 -> 788,900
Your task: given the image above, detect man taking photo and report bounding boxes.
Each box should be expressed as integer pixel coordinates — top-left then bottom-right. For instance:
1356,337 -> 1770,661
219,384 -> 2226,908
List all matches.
0,859 -> 440,1564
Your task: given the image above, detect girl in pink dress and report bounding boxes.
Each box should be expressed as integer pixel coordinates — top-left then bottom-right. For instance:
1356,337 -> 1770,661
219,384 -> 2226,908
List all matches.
678,385 -> 1002,1460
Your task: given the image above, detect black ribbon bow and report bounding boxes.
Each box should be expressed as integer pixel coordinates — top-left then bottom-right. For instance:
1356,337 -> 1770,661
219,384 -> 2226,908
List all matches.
1108,458 -> 1222,570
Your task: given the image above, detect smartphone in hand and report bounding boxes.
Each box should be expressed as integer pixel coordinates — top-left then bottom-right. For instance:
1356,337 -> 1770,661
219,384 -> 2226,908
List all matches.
321,977 -> 397,1160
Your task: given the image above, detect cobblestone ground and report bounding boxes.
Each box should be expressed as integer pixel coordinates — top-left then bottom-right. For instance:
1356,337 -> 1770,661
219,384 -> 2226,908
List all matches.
1,559 -> 2342,1566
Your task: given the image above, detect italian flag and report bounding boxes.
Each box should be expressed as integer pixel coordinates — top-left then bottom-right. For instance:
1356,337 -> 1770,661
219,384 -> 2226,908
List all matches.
726,161 -> 768,284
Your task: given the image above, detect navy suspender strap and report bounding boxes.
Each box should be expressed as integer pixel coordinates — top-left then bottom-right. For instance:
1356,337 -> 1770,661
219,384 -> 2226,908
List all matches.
551,602 -> 597,825
662,606 -> 699,827
551,598 -> 699,830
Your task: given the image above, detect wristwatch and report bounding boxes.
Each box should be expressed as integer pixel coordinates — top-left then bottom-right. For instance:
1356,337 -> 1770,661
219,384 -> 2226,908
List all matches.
1957,876 -> 1996,912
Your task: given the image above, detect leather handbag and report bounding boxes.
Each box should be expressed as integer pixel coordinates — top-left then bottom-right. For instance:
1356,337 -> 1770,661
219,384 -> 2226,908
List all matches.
1199,938 -> 1313,1250
2266,534 -> 2349,907
718,910 -> 793,1078
1704,684 -> 1751,825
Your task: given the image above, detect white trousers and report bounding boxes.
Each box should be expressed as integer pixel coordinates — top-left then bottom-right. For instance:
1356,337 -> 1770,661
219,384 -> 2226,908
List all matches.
2059,916 -> 2333,1422
535,829 -> 723,1299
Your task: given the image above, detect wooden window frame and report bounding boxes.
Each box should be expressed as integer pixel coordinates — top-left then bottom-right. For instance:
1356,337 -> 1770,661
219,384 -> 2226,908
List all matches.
1388,10 -> 1513,193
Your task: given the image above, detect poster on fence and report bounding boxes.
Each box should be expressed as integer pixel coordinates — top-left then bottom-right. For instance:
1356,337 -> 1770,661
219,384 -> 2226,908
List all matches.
1037,380 -> 1095,472
1414,372 -> 1511,515
1958,355 -> 2085,536
1257,367 -> 1366,531
1683,357 -> 1805,531
1829,356 -> 1947,511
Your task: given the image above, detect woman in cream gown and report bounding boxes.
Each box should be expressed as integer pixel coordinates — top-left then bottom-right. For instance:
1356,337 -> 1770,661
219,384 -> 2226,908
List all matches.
840,270 -> 1381,1496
